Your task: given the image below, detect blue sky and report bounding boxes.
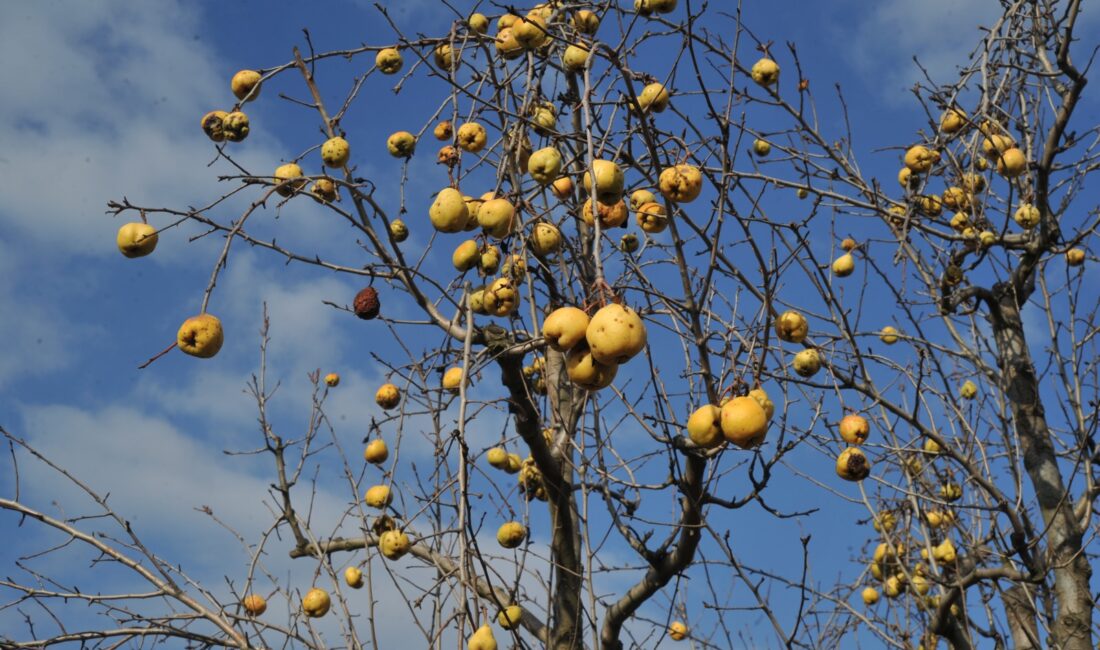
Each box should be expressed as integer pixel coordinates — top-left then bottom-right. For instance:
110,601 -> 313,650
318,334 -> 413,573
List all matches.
2,0 -> 1096,647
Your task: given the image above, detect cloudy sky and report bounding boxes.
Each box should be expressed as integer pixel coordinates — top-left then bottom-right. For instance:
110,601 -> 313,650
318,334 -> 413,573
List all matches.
2,0 -> 1085,647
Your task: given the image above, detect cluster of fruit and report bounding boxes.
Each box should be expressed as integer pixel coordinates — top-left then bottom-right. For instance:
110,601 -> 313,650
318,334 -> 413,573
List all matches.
543,303 -> 647,391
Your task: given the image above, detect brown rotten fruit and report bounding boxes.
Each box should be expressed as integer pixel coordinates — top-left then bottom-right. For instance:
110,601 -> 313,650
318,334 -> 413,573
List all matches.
835,447 -> 871,481
353,286 -> 381,320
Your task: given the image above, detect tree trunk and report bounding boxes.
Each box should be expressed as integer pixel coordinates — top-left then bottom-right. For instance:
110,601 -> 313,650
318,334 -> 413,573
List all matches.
989,285 -> 1093,649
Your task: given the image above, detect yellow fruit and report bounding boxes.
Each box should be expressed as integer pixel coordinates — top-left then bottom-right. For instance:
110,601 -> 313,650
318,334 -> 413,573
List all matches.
883,576 -> 904,598
933,539 -> 957,563
468,13 -> 489,33
116,222 -> 158,258
478,198 -> 516,239
443,366 -> 466,392
364,439 -> 389,464
497,604 -> 523,629
939,482 -> 963,502
487,447 -> 508,469
550,176 -> 574,199
231,69 -> 262,101
273,163 -> 306,198
634,201 -> 668,233
221,111 -> 250,142
961,172 -> 986,194
477,246 -> 500,275
950,212 -> 970,232
302,588 -> 331,617
456,122 -> 488,152
838,414 -> 870,445
752,139 -> 771,156
897,166 -> 914,188
862,587 -> 880,605
201,110 -> 228,142
748,388 -> 775,421
835,447 -> 871,481
324,373 -> 340,387
923,437 -> 943,455
996,148 -> 1027,177
582,159 -> 626,204
530,222 -> 563,257
345,566 -> 364,589
453,240 -> 480,272
775,310 -> 809,343
940,108 -> 967,134
574,9 -> 600,33
879,326 -> 900,345
720,396 -> 769,449
375,383 -> 401,409
872,511 -> 897,533
797,187 -> 809,199
941,186 -> 970,211
832,253 -> 855,277
982,133 -> 1015,158
310,178 -> 338,202
750,57 -> 780,86
242,594 -> 267,616
658,164 -> 703,203
364,484 -> 392,508
911,574 -> 931,596
959,380 -> 977,399
629,189 -> 658,211
530,102 -> 557,134
543,307 -> 591,352
468,624 -> 497,650
429,188 -> 471,233
637,82 -> 670,113
668,621 -> 688,641
376,48 -> 403,74
687,404 -> 724,448
1014,203 -> 1041,229
322,137 -> 351,168
505,453 -> 522,474
979,230 -> 996,247
496,521 -> 527,548
483,277 -> 519,316
562,43 -> 592,72
387,131 -> 416,158
528,147 -> 563,184
177,314 -> 224,359
1066,248 -> 1085,266
433,121 -> 453,142
792,348 -> 822,377
904,145 -> 939,173
586,304 -> 647,364
434,43 -> 457,70
620,233 -> 639,253
512,14 -> 548,49
565,342 -> 618,390
379,529 -> 411,559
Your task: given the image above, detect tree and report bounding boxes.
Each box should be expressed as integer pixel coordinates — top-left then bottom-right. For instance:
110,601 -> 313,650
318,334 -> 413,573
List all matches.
3,1 -> 1097,648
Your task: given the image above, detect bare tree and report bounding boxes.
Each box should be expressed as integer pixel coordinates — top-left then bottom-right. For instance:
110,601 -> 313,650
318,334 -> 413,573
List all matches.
3,1 -> 1097,648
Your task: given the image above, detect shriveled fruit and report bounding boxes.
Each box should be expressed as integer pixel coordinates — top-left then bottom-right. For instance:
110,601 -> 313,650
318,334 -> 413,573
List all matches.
835,447 -> 871,481
904,145 -> 939,173
456,122 -> 488,152
376,48 -> 403,74
792,348 -> 821,377
387,131 -> 416,158
750,58 -> 780,86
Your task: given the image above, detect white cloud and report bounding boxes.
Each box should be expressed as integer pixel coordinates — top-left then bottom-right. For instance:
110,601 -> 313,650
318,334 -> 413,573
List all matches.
838,0 -> 1000,100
